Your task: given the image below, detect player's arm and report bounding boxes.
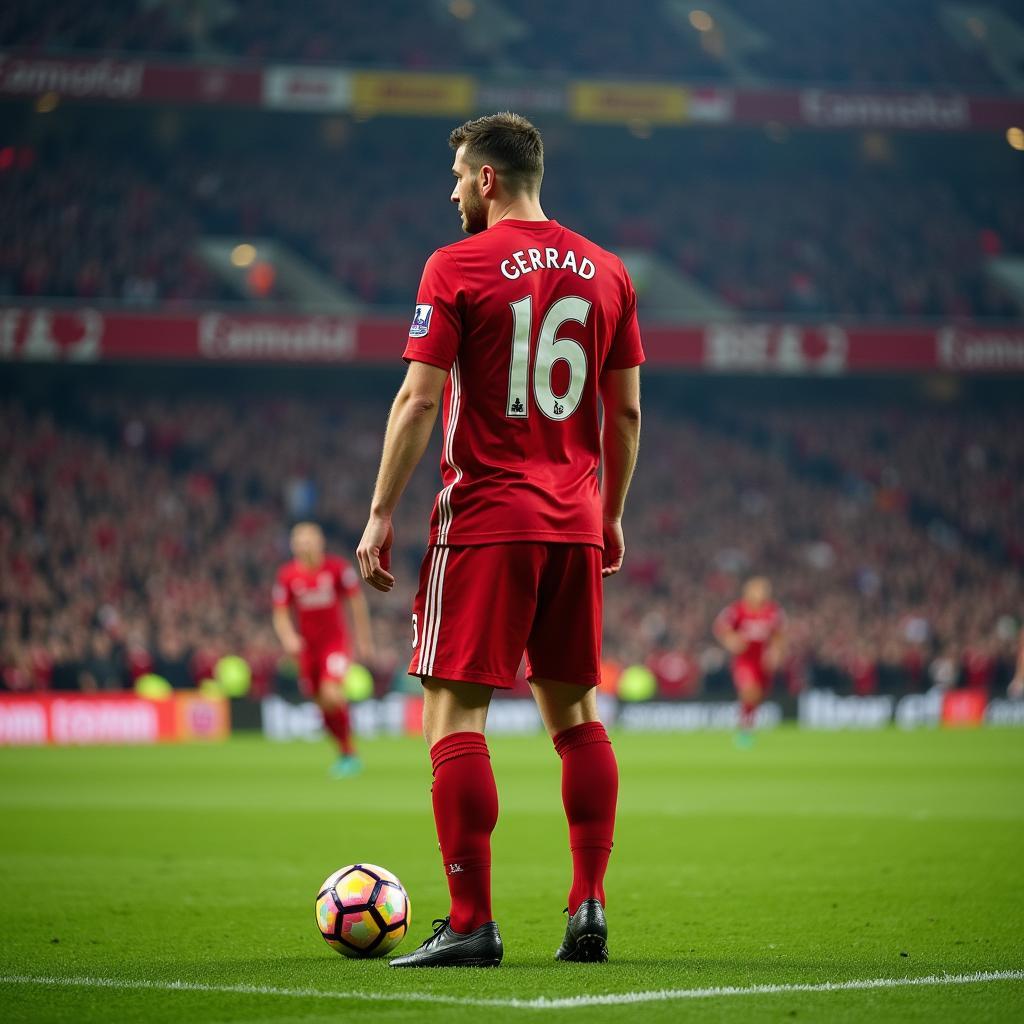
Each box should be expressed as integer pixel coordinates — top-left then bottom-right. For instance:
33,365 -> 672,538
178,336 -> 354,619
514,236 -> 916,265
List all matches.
713,609 -> 746,656
272,605 -> 303,656
765,624 -> 786,672
357,360 -> 450,593
1010,630 -> 1024,698
346,588 -> 375,664
598,365 -> 641,577
271,575 -> 303,656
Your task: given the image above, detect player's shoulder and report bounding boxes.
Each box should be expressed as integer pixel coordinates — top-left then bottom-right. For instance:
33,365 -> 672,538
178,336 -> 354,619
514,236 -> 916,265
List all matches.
434,222 -> 627,269
556,223 -> 628,271
277,559 -> 298,578
433,233 -> 487,263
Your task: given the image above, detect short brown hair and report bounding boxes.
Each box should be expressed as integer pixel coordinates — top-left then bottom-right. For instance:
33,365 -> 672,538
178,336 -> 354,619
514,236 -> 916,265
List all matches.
449,112 -> 544,195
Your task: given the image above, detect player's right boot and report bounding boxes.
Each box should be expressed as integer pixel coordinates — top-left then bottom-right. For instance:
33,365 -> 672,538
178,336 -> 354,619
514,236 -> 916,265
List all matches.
555,899 -> 609,962
390,917 -> 503,968
329,754 -> 362,778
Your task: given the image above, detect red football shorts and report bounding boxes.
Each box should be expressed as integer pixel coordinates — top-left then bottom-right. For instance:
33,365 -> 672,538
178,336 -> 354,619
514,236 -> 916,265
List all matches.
299,640 -> 351,697
733,658 -> 769,693
408,543 -> 603,689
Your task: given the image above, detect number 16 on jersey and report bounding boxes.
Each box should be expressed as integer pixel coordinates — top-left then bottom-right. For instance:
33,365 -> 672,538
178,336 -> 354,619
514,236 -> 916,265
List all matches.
506,295 -> 592,422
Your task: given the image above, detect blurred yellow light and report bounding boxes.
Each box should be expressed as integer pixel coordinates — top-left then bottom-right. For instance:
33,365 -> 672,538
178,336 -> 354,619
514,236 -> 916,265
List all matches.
231,244 -> 258,267
861,131 -> 891,162
34,91 -> 59,114
1007,127 -> 1024,151
689,9 -> 714,32
449,0 -> 475,19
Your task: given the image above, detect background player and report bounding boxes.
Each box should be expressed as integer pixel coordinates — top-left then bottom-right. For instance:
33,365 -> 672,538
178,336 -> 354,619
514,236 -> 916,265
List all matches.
713,576 -> 785,746
1008,623 -> 1024,699
272,521 -> 374,776
356,112 -> 643,967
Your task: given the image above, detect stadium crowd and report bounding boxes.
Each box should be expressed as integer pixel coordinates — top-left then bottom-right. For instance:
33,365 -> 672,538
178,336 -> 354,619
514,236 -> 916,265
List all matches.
2,390 -> 1021,700
1,0 -> 1011,87
1,136 -> 1019,319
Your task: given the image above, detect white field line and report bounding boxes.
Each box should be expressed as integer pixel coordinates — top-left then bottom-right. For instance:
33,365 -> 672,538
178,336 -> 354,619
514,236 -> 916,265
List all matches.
0,969 -> 1022,1010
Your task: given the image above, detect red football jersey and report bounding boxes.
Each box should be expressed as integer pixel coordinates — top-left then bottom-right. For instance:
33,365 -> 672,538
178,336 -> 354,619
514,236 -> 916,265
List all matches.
272,556 -> 359,648
404,219 -> 645,547
715,600 -> 785,667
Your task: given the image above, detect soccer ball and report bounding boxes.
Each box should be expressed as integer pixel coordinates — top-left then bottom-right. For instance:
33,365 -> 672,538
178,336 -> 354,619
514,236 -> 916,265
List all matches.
315,863 -> 411,958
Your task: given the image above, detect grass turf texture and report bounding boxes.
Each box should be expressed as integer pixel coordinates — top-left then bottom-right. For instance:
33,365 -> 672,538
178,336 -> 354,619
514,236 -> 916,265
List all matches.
1,728 -> 1022,1023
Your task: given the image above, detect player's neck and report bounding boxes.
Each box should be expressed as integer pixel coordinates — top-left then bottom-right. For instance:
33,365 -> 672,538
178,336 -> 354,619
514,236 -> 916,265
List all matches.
299,555 -> 323,570
487,196 -> 547,229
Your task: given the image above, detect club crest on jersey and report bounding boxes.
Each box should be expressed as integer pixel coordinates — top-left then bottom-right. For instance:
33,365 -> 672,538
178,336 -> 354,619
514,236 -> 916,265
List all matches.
409,304 -> 433,338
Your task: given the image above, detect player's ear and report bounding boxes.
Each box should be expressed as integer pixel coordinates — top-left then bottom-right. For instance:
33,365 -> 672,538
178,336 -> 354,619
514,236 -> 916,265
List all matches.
478,163 -> 499,197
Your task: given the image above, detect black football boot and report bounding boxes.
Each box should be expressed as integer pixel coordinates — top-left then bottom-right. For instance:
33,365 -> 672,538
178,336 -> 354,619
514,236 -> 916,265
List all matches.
555,899 -> 609,962
389,917 -> 503,968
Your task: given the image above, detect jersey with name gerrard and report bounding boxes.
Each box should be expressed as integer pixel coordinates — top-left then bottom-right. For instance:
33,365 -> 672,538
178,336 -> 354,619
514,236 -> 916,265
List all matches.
404,218 -> 644,547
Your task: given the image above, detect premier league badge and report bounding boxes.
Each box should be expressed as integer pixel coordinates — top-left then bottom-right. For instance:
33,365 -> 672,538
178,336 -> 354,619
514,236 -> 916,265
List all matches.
409,304 -> 433,338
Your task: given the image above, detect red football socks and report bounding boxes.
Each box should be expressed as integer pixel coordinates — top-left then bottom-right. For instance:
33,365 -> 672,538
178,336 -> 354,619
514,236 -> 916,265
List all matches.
553,721 -> 618,915
322,705 -> 355,756
429,731 -> 498,934
739,701 -> 757,729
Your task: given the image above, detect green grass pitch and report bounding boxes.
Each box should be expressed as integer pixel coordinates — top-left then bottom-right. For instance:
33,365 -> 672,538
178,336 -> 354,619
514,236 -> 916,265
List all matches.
1,727 -> 1022,1022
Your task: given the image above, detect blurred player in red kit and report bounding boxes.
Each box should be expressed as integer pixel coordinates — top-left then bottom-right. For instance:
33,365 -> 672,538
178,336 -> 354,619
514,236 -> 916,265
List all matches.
1009,624 -> 1024,699
272,522 -> 374,777
714,576 -> 785,745
356,113 -> 643,967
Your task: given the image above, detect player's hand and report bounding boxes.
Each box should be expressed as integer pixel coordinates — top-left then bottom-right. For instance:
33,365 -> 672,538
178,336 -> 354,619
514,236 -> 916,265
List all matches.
282,634 -> 304,657
357,515 -> 395,593
726,635 -> 748,656
1009,677 -> 1024,700
601,518 -> 625,578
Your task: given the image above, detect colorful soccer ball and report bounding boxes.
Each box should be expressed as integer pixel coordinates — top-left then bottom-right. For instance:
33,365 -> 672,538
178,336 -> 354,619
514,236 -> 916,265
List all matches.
315,863 -> 411,958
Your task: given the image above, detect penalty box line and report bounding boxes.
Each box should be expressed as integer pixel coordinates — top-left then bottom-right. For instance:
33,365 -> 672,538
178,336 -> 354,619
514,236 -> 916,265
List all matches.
1,969 -> 1022,1009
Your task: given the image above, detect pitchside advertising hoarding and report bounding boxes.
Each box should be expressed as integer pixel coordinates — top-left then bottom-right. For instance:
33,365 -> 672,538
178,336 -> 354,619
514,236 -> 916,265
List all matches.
2,691 -> 1019,745
0,693 -> 229,746
260,691 -> 1024,741
3,307 -> 1024,374
2,52 -> 1022,131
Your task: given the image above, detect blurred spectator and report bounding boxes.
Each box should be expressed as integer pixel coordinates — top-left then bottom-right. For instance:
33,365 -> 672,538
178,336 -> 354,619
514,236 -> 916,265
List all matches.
1,136 -> 1019,318
0,0 -> 1013,86
2,388 -> 1020,698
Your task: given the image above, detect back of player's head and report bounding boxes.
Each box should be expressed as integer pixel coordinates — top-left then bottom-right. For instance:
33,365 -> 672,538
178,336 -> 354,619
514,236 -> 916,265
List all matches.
449,112 -> 544,196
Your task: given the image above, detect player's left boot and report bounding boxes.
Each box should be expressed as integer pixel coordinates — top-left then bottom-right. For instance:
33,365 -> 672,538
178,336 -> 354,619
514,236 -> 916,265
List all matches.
734,729 -> 754,750
555,899 -> 609,962
390,917 -> 503,967
330,755 -> 362,778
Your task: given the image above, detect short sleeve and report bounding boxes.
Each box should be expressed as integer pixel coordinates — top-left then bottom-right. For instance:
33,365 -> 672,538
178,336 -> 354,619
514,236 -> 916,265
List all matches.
715,603 -> 739,632
603,268 -> 645,371
403,249 -> 463,371
336,560 -> 360,598
272,569 -> 291,608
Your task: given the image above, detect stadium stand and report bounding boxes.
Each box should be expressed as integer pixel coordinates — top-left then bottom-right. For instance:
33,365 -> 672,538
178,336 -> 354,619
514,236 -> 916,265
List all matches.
3,389 -> 1021,698
1,130 -> 1020,317
1,0 -> 1015,87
